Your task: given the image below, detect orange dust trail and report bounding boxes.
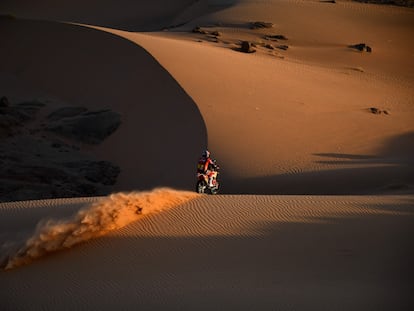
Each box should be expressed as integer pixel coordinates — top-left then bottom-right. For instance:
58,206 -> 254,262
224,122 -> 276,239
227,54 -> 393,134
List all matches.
3,188 -> 198,270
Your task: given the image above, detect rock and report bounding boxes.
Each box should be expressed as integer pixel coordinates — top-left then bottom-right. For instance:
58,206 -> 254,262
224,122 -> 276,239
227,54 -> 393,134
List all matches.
265,35 -> 288,41
0,96 -> 9,107
0,102 -> 41,137
192,26 -> 208,34
192,27 -> 221,37
265,44 -> 275,50
16,101 -> 45,118
370,107 -> 381,114
369,107 -> 389,115
0,99 -> 122,202
240,41 -> 256,53
46,109 -> 121,144
276,45 -> 289,50
352,1 -> 413,8
47,106 -> 88,121
250,21 -> 274,29
0,149 -> 121,202
64,160 -> 120,185
349,43 -> 372,52
0,100 -> 44,133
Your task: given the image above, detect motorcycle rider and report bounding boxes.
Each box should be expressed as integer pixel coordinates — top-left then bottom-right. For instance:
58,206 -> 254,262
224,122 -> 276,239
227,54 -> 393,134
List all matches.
197,150 -> 219,187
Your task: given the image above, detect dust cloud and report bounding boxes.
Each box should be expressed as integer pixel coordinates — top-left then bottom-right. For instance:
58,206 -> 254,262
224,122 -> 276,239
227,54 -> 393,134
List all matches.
3,188 -> 198,270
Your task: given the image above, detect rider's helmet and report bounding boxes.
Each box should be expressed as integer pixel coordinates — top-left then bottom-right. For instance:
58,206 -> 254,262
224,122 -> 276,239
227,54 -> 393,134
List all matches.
202,150 -> 210,158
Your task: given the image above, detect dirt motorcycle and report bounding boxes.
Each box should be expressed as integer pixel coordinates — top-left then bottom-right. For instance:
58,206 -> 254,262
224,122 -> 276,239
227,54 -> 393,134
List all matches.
196,168 -> 219,194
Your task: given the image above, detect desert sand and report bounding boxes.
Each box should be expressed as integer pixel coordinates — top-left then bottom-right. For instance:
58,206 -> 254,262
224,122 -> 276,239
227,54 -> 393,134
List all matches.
0,0 -> 413,310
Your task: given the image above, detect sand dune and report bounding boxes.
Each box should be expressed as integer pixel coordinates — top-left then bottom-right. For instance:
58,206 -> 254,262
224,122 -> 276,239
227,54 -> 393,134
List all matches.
126,29 -> 414,193
0,18 -> 206,196
1,192 -> 413,309
0,0 -> 413,309
1,0 -> 413,195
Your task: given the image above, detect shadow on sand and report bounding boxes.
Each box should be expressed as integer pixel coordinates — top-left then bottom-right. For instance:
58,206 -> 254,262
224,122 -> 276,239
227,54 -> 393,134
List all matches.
0,0 -> 238,31
0,19 -> 208,195
221,132 -> 414,195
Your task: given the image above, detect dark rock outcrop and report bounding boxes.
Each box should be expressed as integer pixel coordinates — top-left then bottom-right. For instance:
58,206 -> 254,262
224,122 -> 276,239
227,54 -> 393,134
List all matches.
46,109 -> 121,144
352,0 -> 414,8
192,26 -> 208,34
264,35 -> 288,41
276,45 -> 289,50
0,96 -> 9,107
369,107 -> 389,115
63,160 -> 120,185
239,41 -> 256,53
250,21 -> 274,29
0,98 -> 122,202
0,99 -> 45,137
349,43 -> 372,52
47,106 -> 88,121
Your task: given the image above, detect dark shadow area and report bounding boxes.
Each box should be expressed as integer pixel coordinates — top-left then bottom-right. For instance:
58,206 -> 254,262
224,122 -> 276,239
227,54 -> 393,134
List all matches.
222,165 -> 414,195
314,153 -> 379,160
0,19 -> 207,201
1,199 -> 413,310
0,199 -> 92,264
352,0 -> 414,8
0,0 -> 239,31
221,132 -> 414,195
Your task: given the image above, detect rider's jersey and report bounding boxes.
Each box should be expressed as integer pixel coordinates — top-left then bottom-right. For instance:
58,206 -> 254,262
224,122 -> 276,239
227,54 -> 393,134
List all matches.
197,157 -> 215,173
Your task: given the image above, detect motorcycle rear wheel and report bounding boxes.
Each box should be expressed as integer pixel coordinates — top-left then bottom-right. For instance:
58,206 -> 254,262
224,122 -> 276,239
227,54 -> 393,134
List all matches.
210,185 -> 219,195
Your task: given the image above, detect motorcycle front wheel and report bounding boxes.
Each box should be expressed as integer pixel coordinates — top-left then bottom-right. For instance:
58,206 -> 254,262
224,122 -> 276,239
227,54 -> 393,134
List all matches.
196,180 -> 207,194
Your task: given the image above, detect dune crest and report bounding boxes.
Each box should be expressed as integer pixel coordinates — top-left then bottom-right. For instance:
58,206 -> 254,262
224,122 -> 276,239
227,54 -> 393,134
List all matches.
3,188 -> 198,270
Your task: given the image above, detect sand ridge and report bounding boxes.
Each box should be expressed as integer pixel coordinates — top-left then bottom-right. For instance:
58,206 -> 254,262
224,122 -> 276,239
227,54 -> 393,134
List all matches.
1,193 -> 413,309
0,18 -> 207,196
125,31 -> 414,194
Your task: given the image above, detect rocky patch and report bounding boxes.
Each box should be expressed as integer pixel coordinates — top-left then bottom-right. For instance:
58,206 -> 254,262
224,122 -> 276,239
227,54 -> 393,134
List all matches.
46,109 -> 121,144
352,0 -> 414,7
192,26 -> 221,37
369,107 -> 389,115
264,34 -> 288,41
0,97 -> 45,137
250,21 -> 274,29
0,96 -> 122,202
276,45 -> 289,51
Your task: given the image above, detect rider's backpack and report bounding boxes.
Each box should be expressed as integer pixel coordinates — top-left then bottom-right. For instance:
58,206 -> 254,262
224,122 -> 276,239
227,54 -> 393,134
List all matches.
197,158 -> 207,173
